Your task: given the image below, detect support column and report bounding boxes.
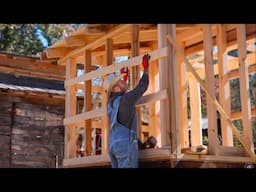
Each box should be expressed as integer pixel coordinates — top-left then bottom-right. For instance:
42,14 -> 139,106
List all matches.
158,24 -> 180,156
102,38 -> 113,154
203,24 -> 217,155
131,24 -> 142,138
189,74 -> 202,146
177,41 -> 189,148
84,50 -> 92,156
158,24 -> 171,148
236,24 -> 254,153
64,58 -> 77,158
216,24 -> 233,146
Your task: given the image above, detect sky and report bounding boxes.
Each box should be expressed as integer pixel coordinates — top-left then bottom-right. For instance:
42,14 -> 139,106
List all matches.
35,28 -> 48,48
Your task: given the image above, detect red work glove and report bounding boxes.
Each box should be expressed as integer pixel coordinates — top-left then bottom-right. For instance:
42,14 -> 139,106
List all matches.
142,53 -> 150,70
120,67 -> 128,81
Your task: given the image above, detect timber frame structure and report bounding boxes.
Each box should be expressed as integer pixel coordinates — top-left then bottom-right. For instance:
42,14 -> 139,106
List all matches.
42,24 -> 256,168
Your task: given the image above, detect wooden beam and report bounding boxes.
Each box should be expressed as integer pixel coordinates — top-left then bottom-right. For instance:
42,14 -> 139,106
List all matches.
189,74 -> 202,146
58,24 -> 132,64
228,64 -> 256,79
136,89 -> 168,106
63,154 -> 110,168
63,148 -> 171,168
231,108 -> 256,120
46,47 -> 72,58
84,50 -> 92,156
167,24 -> 182,159
177,27 -> 203,42
64,58 -> 77,159
102,38 -> 113,154
237,24 -> 254,153
64,35 -> 88,47
148,42 -> 159,141
112,29 -> 157,44
216,24 -> 233,146
75,120 -> 103,129
177,42 -> 189,148
217,145 -> 247,156
203,24 -> 218,155
64,107 -> 106,125
92,47 -> 151,57
70,47 -> 151,65
75,84 -> 104,93
158,24 -> 171,148
64,47 -> 167,87
179,154 -> 253,163
131,24 -> 142,140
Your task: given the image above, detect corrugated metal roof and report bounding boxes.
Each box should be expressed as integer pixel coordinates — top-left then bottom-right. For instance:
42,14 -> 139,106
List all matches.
0,83 -> 65,95
0,72 -> 65,95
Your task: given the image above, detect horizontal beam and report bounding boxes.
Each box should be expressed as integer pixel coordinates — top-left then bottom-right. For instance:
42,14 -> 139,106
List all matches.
63,147 -> 253,167
64,35 -> 88,47
63,154 -> 110,168
231,107 -> 256,120
63,107 -> 106,125
64,89 -> 169,125
65,47 -> 167,87
63,148 -> 171,168
217,146 -> 247,156
92,47 -> 151,57
46,47 -> 73,58
136,89 -> 168,106
75,84 -> 104,93
75,121 -> 103,130
228,64 -> 256,79
112,30 -> 157,44
179,153 -> 254,163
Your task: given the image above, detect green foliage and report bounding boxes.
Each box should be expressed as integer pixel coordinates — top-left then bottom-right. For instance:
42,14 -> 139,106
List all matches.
230,78 -> 241,112
249,73 -> 256,108
0,24 -> 84,57
232,119 -> 243,147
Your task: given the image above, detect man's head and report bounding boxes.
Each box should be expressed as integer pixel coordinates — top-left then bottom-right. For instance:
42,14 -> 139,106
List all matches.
103,73 -> 128,95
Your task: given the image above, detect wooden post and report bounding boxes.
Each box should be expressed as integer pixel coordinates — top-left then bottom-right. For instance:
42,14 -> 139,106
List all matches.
158,24 -> 180,158
216,24 -> 233,146
236,24 -> 254,153
203,24 -> 218,155
84,50 -> 92,156
131,24 -> 142,138
149,42 -> 158,140
188,73 -> 202,146
177,41 -> 189,148
102,39 -> 113,154
157,24 -> 171,148
64,58 -> 77,158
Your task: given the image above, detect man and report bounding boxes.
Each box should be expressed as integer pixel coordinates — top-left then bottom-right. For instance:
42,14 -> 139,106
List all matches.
103,54 -> 150,168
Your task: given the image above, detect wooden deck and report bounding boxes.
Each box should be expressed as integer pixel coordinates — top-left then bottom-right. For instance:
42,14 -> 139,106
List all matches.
63,148 -> 254,168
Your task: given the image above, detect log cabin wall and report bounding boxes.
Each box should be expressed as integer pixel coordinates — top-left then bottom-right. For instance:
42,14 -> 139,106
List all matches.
0,94 -> 65,168
0,54 -> 65,168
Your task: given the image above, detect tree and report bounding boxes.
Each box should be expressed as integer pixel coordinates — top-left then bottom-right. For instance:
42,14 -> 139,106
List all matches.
0,24 -> 84,57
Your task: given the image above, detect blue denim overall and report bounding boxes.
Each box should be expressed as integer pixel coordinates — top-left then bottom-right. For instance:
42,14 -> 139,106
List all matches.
107,96 -> 138,168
